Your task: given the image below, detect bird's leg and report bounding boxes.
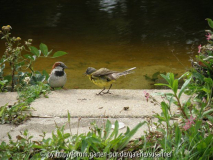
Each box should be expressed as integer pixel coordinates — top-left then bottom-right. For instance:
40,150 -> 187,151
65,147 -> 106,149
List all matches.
103,84 -> 112,94
96,87 -> 105,95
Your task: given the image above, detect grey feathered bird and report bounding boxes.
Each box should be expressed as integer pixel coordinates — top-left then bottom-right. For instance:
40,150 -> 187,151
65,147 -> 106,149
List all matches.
85,67 -> 136,95
48,62 -> 67,89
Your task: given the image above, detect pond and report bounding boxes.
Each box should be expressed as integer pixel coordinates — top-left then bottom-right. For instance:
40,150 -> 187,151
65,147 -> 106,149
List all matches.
0,0 -> 213,89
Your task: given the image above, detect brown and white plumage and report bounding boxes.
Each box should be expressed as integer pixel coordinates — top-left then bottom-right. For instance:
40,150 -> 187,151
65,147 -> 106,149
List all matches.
48,62 -> 67,89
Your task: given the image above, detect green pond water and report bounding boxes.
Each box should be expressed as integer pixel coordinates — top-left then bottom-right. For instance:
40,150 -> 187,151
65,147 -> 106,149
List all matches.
0,0 -> 213,89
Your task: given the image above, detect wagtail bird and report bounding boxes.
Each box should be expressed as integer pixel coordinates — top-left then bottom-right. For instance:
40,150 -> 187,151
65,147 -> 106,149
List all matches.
48,62 -> 67,89
85,67 -> 136,95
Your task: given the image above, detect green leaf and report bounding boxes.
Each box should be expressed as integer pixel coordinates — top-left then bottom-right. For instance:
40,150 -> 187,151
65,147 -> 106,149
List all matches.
29,46 -> 40,57
160,74 -> 170,83
125,127 -> 130,135
63,133 -> 70,139
111,135 -> 123,149
104,120 -> 112,140
24,54 -> 34,60
206,18 -> 213,29
52,132 -> 57,140
42,70 -> 49,80
206,115 -> 213,124
114,120 -> 119,139
178,77 -> 192,98
89,137 -> 101,144
192,71 -> 204,82
0,80 -> 8,85
175,125 -> 181,146
48,50 -> 53,56
169,73 -> 175,86
4,75 -> 12,83
0,104 -> 7,117
117,121 -> 146,151
155,83 -> 172,89
197,141 -> 207,151
39,43 -> 49,57
204,78 -> 213,84
108,120 -> 119,140
57,129 -> 62,138
161,102 -> 169,121
203,109 -> 213,117
32,144 -> 43,149
81,139 -> 88,152
103,144 -> 111,153
0,63 -> 5,70
67,110 -> 71,123
202,88 -> 211,94
172,79 -> 178,94
90,143 -> 100,152
52,51 -> 67,58
0,58 -> 6,64
178,72 -> 190,81
168,95 -> 174,109
31,71 -> 46,83
154,114 -> 166,122
151,71 -> 160,81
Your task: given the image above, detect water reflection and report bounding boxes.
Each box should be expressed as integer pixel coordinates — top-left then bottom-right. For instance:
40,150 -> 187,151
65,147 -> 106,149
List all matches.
0,0 -> 213,89
99,0 -> 117,13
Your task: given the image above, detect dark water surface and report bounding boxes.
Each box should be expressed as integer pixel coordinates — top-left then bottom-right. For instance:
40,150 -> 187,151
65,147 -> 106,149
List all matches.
1,0 -> 213,89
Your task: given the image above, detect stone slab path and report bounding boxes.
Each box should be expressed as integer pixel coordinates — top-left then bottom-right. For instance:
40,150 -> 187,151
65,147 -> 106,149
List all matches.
0,89 -> 188,142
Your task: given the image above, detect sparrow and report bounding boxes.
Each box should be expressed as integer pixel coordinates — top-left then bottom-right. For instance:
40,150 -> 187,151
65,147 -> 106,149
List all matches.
48,62 -> 67,89
85,67 -> 136,95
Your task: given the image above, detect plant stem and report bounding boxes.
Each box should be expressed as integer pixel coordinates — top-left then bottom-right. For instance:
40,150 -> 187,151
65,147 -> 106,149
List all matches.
11,62 -> 15,92
29,64 -> 34,73
175,94 -> 188,119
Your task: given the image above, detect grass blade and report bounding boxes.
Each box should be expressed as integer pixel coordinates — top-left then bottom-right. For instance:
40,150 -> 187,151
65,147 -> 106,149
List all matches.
117,121 -> 146,151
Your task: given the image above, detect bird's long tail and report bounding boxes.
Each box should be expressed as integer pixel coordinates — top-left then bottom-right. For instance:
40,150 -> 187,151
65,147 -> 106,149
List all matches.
112,67 -> 136,79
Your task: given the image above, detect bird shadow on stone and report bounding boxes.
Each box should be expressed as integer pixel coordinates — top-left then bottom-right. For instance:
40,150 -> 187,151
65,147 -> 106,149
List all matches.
97,91 -> 142,101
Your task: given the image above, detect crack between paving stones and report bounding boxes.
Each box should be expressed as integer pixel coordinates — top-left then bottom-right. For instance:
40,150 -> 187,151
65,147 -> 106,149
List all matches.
31,115 -> 178,120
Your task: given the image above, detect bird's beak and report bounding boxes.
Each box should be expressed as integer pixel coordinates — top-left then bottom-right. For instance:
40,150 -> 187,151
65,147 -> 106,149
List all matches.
64,65 -> 68,69
83,73 -> 87,76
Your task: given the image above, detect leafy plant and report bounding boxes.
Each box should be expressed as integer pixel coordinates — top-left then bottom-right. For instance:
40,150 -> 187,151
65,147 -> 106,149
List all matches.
0,25 -> 67,92
139,72 -> 213,159
0,25 -> 67,124
144,72 -> 179,89
144,72 -> 166,82
0,116 -> 145,159
1,19 -> 213,160
0,103 -> 30,125
0,82 -> 50,124
136,19 -> 213,159
189,18 -> 213,100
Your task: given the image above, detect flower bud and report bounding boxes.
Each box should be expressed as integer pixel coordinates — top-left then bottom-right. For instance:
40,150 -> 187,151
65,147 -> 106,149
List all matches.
205,30 -> 211,33
2,25 -> 11,31
16,37 -> 21,41
25,41 -> 31,45
7,25 -> 12,29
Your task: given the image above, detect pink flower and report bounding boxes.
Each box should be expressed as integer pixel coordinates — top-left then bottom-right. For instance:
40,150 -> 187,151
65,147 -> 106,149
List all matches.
206,33 -> 212,41
202,97 -> 207,103
183,115 -> 196,131
183,123 -> 191,131
188,115 -> 196,125
198,44 -> 202,53
144,91 -> 150,102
